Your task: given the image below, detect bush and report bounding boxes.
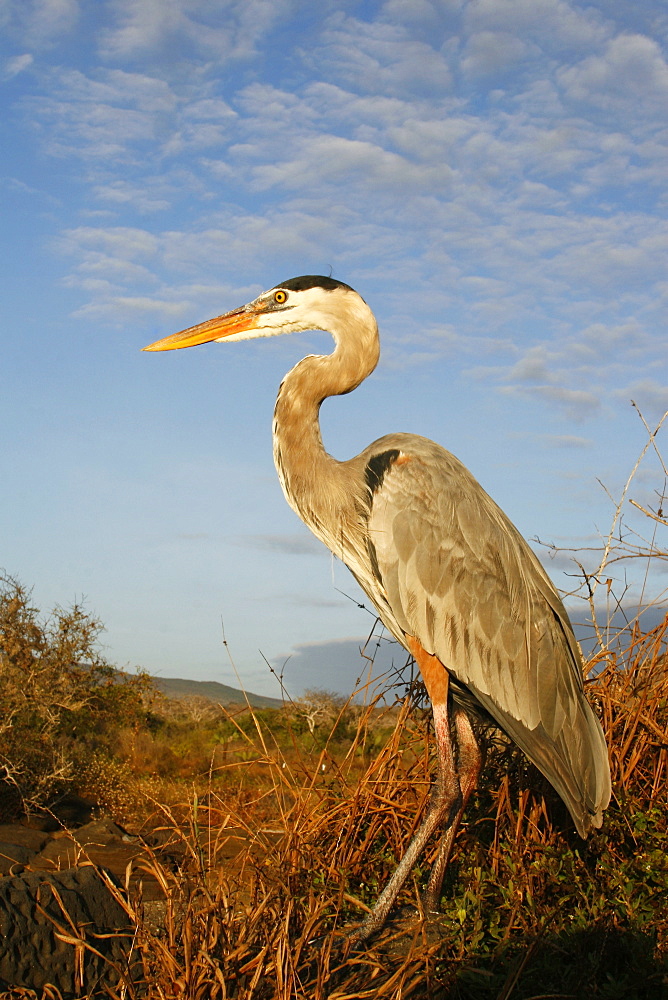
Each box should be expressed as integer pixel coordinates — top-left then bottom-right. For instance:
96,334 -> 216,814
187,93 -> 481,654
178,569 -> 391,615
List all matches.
0,574 -> 153,810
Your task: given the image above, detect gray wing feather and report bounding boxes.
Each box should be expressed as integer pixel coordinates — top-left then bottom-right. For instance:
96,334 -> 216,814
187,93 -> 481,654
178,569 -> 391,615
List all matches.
360,434 -> 610,835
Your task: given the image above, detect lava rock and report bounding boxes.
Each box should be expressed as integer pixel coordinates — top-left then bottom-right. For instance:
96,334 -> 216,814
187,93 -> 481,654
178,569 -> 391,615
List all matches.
0,865 -> 139,997
0,841 -> 34,875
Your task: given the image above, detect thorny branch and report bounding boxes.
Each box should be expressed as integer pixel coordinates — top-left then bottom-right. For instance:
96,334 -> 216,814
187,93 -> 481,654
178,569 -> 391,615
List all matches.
538,407 -> 668,652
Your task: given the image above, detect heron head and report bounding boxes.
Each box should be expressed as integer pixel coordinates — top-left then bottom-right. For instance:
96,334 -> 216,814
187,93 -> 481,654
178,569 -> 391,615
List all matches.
142,276 -> 363,352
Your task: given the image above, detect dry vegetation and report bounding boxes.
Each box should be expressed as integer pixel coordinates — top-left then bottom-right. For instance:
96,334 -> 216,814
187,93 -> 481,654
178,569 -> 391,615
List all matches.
1,413 -> 667,999
96,623 -> 666,1000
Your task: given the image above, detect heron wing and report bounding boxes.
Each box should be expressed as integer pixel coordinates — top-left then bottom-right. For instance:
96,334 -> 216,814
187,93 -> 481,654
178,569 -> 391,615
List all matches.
361,434 -> 610,833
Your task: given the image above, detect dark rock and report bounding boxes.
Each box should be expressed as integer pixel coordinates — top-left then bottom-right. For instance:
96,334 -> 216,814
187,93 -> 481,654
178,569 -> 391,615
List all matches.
0,824 -> 49,852
31,834 -> 81,870
33,835 -> 145,877
73,818 -> 131,845
21,812 -> 62,832
0,841 -> 34,875
0,865 -> 139,997
21,794 -> 98,833
29,832 -> 164,901
0,776 -> 23,824
48,793 -> 97,826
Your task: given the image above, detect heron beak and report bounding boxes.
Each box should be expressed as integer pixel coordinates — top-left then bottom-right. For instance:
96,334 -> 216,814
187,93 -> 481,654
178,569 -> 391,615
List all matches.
142,305 -> 260,352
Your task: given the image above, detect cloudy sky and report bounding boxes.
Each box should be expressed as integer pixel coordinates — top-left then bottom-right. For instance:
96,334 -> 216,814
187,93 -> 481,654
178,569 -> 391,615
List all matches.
2,0 -> 667,697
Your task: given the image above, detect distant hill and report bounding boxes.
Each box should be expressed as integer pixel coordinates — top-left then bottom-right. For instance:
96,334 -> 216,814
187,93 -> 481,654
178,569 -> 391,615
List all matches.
151,675 -> 283,708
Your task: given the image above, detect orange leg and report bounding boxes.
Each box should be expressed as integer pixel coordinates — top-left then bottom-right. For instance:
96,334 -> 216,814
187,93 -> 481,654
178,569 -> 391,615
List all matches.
353,636 -> 481,940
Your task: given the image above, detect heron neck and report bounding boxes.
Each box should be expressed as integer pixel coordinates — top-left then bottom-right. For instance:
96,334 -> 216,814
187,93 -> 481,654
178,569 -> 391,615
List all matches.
272,309 -> 379,537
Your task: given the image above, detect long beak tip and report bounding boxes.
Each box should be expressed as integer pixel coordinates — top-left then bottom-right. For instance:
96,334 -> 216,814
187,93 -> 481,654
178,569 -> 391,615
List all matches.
142,339 -> 174,352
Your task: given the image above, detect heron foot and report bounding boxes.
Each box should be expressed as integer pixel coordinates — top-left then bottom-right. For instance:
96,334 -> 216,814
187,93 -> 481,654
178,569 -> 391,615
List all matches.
421,885 -> 445,916
348,904 -> 422,946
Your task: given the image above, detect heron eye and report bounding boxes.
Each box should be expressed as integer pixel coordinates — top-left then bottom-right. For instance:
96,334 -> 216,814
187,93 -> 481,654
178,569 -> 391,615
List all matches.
274,290 -> 287,305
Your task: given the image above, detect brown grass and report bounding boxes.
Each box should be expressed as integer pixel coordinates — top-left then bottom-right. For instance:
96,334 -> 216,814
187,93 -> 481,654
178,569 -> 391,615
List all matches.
2,615 -> 666,999
52,612 -> 662,999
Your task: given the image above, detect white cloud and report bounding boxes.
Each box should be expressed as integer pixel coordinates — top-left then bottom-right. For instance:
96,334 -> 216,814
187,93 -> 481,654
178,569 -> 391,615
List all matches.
246,133 -> 453,194
313,11 -> 454,97
382,0 -> 463,32
507,346 -> 559,384
464,310 -> 666,423
558,33 -> 668,117
99,0 -> 296,62
463,0 -> 609,53
26,68 -> 176,159
308,81 -> 432,133
71,294 -> 191,324
49,67 -> 178,112
615,379 -> 668,419
546,218 -> 668,294
542,435 -> 593,449
501,383 -> 601,420
32,0 -> 79,40
59,226 -> 160,261
231,0 -> 300,59
159,216 -> 335,273
92,181 -> 172,214
4,52 -> 33,77
22,65 -> 242,168
6,0 -> 80,47
99,0 -> 231,60
1,175 -> 59,204
581,320 -> 651,354
461,31 -> 531,78
55,222 -> 269,320
16,1 -> 666,407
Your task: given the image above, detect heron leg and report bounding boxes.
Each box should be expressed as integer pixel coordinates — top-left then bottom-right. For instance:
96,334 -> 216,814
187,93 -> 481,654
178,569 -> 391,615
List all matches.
423,707 -> 482,913
352,638 -> 462,941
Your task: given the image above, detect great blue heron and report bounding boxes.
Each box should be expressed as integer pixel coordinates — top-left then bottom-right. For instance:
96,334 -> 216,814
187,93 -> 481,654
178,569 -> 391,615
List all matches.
144,275 -> 611,940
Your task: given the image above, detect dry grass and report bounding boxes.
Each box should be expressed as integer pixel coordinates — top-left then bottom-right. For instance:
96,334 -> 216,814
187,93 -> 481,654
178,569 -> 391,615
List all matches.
2,627 -> 667,999
49,617 -> 661,1000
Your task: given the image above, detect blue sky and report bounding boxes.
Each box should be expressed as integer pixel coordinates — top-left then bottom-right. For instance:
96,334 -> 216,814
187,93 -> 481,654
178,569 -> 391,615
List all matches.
2,0 -> 667,698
